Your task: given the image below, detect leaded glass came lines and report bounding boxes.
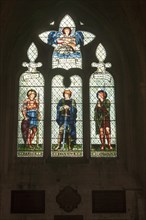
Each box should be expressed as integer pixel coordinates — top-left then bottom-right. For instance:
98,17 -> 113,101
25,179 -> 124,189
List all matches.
51,75 -> 83,157
90,73 -> 117,157
39,14 -> 95,70
17,43 -> 44,157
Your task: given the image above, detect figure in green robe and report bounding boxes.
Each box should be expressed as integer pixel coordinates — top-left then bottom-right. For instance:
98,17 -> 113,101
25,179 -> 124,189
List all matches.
94,90 -> 113,150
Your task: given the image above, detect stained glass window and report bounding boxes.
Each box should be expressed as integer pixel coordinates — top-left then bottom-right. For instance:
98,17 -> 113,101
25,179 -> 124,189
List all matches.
17,43 -> 44,157
39,14 -> 95,70
51,75 -> 83,157
17,15 -> 118,159
90,44 -> 117,157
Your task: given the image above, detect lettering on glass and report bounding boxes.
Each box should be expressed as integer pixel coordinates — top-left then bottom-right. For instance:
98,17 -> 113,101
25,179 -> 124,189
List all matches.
90,44 -> 117,157
17,43 -> 44,157
39,14 -> 95,70
51,75 -> 83,157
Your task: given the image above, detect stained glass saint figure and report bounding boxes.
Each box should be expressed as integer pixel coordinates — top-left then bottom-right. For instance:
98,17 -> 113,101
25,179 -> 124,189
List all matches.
90,44 -> 117,157
48,26 -> 84,61
17,43 -> 44,157
94,90 -> 113,151
21,89 -> 40,148
54,89 -> 77,151
39,14 -> 95,70
51,75 -> 83,157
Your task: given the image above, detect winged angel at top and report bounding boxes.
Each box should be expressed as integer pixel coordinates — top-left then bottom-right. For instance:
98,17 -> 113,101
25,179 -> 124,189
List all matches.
39,15 -> 95,70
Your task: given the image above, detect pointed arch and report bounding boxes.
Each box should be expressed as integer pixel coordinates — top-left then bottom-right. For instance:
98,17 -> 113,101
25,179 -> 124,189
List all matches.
17,43 -> 44,157
90,44 -> 117,157
39,14 -> 95,70
51,75 -> 83,157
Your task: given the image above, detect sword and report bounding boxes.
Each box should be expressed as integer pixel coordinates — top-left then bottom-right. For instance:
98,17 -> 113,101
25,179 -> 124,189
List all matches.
62,108 -> 68,150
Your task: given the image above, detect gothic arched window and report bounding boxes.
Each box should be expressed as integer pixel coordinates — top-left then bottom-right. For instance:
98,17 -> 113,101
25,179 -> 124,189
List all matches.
17,15 -> 117,158
39,14 -> 95,158
90,44 -> 117,157
51,75 -> 83,157
17,43 -> 44,157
